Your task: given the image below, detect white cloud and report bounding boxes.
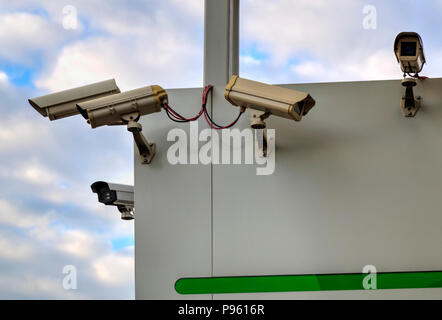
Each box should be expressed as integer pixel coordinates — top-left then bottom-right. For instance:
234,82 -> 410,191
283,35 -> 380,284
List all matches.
34,0 -> 203,92
0,71 -> 7,83
345,50 -> 400,80
56,229 -> 110,259
241,0 -> 362,65
36,33 -> 201,92
0,274 -> 85,299
0,119 -> 53,153
15,162 -> 61,186
240,55 -> 262,66
0,199 -> 53,229
92,247 -> 134,286
0,199 -> 133,298
291,49 -> 399,82
0,146 -> 131,225
0,234 -> 33,261
0,12 -> 63,64
240,0 -> 442,83
423,49 -> 442,78
169,0 -> 204,17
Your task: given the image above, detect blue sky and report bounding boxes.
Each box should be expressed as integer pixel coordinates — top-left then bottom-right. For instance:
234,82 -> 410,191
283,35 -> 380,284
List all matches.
0,0 -> 442,299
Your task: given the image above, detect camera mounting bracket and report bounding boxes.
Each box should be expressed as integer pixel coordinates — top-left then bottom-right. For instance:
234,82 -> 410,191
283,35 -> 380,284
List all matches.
122,113 -> 156,164
249,109 -> 270,157
117,205 -> 134,220
400,78 -> 421,117
250,109 -> 270,129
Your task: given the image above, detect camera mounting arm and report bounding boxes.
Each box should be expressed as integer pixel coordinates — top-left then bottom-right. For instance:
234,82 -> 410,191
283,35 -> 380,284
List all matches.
249,109 -> 270,157
401,77 -> 421,117
127,120 -> 156,164
122,113 -> 156,164
250,109 -> 270,129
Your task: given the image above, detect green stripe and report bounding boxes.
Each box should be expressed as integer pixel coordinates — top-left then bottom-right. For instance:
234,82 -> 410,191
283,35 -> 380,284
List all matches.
175,271 -> 442,295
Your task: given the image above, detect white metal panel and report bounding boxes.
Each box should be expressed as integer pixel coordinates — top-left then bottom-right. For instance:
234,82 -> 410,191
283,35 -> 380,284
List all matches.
134,88 -> 212,299
134,0 -> 442,299
212,78 -> 442,299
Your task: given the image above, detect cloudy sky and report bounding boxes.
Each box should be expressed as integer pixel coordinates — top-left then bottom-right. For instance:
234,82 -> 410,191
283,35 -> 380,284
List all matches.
0,0 -> 442,299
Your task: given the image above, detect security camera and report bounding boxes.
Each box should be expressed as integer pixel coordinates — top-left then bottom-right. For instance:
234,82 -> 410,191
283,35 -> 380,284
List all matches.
76,85 -> 167,128
91,181 -> 134,220
77,85 -> 168,164
90,181 -> 134,208
28,79 -> 120,120
394,32 -> 425,117
394,32 -> 426,75
224,75 -> 316,129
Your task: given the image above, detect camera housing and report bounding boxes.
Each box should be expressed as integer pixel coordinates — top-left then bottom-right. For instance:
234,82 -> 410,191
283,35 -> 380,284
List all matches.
224,75 -> 316,128
76,85 -> 168,128
91,181 -> 134,220
394,32 -> 426,75
28,79 -> 120,120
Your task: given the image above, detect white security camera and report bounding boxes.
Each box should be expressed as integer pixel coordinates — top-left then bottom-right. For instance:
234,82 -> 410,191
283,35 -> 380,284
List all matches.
224,75 -> 316,129
28,79 -> 120,120
77,85 -> 168,164
394,32 -> 426,75
91,181 -> 134,220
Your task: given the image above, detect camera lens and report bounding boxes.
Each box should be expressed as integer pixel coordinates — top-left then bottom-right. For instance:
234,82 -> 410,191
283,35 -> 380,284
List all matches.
401,42 -> 417,56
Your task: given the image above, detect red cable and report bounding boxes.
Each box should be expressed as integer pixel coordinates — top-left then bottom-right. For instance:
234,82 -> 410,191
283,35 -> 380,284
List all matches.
167,104 -> 203,121
203,106 -> 242,129
166,102 -> 202,121
166,85 -> 242,129
165,85 -> 210,121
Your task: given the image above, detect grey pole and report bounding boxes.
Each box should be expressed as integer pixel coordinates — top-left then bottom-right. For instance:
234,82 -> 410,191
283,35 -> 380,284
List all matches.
203,0 -> 240,283
203,0 -> 239,86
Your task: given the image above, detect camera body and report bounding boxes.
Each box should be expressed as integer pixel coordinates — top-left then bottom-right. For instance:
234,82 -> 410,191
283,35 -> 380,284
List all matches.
224,75 -> 316,124
28,79 -> 120,120
76,85 -> 168,128
394,32 -> 426,74
91,181 -> 134,207
91,181 -> 134,220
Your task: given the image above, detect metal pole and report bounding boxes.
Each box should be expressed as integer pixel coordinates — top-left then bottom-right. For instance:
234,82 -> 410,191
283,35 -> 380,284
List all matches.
203,0 -> 239,86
